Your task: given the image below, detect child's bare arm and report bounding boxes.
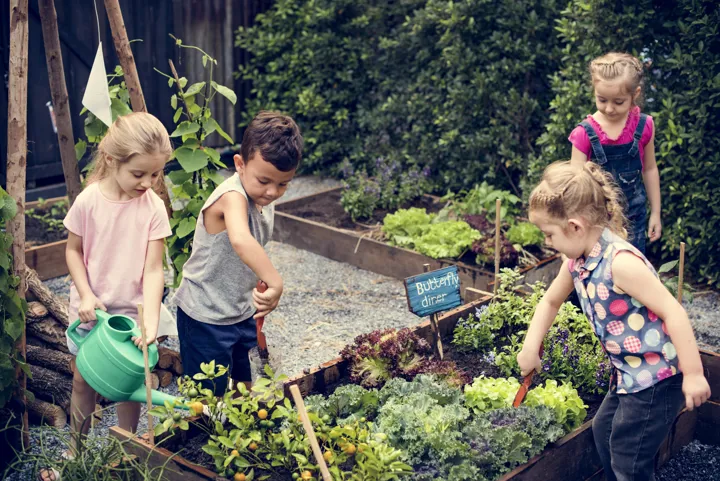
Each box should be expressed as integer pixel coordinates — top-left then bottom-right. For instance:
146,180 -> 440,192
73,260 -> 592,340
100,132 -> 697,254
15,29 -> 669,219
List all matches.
642,130 -> 662,242
570,146 -> 588,167
518,259 -> 575,375
135,239 -> 165,346
613,252 -> 710,409
221,192 -> 283,316
66,232 -> 106,322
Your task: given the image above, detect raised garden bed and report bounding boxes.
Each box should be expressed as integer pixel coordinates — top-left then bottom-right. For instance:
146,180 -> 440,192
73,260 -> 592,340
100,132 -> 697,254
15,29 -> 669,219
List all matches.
25,196 -> 69,280
110,294 -> 720,480
274,187 -> 562,298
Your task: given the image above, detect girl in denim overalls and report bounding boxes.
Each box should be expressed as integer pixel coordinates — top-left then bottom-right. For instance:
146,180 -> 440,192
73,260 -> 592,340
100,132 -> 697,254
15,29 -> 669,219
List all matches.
569,52 -> 660,254
518,161 -> 710,481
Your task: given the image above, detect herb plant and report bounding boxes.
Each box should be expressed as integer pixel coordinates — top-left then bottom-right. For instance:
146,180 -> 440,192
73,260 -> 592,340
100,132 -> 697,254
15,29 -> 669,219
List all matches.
440,182 -> 521,222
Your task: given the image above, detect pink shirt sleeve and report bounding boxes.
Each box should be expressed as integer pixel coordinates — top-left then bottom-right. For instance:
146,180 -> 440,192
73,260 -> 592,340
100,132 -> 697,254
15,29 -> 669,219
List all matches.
63,191 -> 86,236
148,191 -> 172,241
568,126 -> 591,157
641,115 -> 654,150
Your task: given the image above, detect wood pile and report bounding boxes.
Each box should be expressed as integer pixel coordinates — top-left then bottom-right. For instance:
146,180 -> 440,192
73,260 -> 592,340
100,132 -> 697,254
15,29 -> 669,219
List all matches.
22,268 -> 183,428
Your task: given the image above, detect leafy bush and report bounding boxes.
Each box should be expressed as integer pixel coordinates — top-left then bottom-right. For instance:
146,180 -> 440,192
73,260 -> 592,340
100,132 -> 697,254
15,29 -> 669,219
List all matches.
339,157 -> 431,221
507,222 -> 545,248
439,182 -> 522,222
525,380 -> 587,431
0,187 -> 27,409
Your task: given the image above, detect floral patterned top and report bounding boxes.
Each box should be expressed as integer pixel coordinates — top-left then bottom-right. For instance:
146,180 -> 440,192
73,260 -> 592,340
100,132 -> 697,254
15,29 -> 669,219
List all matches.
568,228 -> 679,394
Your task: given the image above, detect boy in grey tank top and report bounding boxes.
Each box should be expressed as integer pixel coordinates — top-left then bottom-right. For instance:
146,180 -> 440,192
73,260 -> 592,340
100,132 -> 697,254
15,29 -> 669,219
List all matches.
173,111 -> 303,394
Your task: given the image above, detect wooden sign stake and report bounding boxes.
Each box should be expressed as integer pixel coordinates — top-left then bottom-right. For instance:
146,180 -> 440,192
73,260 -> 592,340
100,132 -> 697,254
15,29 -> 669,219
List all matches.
677,242 -> 686,303
289,384 -> 332,481
137,304 -> 154,445
493,198 -> 502,297
423,264 -> 444,359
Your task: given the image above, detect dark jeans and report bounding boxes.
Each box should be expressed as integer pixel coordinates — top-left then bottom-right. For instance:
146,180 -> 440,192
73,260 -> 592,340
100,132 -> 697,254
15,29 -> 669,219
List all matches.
592,374 -> 685,481
177,307 -> 257,396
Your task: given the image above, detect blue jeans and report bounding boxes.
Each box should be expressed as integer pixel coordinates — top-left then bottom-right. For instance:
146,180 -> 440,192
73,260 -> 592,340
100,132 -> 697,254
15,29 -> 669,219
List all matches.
177,307 -> 257,395
592,375 -> 685,481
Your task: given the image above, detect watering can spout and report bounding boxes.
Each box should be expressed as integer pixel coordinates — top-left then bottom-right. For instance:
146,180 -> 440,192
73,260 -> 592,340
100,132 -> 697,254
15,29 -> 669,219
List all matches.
129,386 -> 190,410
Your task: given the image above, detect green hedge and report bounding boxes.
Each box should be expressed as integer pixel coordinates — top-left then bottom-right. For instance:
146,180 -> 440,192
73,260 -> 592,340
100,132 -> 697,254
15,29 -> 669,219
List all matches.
237,0 -> 720,286
531,0 -> 720,286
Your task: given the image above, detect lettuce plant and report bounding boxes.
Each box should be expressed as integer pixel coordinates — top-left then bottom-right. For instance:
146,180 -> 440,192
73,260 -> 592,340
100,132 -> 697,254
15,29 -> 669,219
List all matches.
382,207 -> 435,248
413,221 -> 481,259
507,222 -> 545,248
524,380 -> 587,431
463,376 -> 521,414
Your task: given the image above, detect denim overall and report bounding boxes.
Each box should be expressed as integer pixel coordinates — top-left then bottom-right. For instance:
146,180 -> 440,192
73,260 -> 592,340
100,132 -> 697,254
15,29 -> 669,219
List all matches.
580,114 -> 648,253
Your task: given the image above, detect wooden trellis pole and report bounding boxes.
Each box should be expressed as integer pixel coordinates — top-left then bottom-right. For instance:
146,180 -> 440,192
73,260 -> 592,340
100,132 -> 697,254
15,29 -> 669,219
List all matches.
7,0 -> 30,449
38,0 -> 82,206
103,0 -> 172,217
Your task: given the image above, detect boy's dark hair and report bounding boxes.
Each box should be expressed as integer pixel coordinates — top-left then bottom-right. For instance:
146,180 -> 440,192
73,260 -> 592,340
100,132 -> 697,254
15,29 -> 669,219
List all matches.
241,111 -> 303,172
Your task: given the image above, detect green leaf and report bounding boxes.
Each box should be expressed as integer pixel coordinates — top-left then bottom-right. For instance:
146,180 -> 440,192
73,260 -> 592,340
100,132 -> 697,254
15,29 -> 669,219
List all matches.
204,118 -> 233,144
658,260 -> 679,274
174,147 -> 208,172
179,77 -> 188,88
173,108 -> 183,123
170,121 -> 200,138
110,98 -> 132,120
184,82 -> 206,97
75,140 -> 87,161
173,253 -> 188,272
4,315 -> 23,342
211,81 -> 237,105
168,78 -> 175,88
170,94 -> 177,110
176,218 -> 196,239
168,170 -> 193,185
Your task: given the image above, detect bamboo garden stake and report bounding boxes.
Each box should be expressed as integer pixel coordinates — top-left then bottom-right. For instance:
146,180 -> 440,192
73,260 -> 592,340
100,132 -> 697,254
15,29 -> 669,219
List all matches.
494,199 -> 502,296
677,242 -> 686,303
423,264 -> 445,359
137,304 -> 154,445
289,384 -> 332,481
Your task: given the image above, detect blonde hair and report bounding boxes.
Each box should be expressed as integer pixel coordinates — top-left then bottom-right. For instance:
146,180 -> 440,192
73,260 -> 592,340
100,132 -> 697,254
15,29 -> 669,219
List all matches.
529,161 -> 627,238
589,52 -> 644,105
86,112 -> 172,185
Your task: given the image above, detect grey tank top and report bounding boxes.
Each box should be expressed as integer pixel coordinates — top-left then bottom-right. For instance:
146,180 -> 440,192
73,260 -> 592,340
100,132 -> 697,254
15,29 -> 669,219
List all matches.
173,173 -> 274,325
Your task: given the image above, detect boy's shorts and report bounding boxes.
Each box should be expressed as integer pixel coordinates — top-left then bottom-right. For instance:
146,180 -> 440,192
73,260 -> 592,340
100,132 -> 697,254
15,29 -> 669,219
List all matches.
177,307 -> 257,396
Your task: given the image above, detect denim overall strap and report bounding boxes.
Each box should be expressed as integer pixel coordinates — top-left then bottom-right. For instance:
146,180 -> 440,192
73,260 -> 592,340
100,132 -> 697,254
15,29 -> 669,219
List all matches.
580,120 -> 608,165
626,113 -> 648,157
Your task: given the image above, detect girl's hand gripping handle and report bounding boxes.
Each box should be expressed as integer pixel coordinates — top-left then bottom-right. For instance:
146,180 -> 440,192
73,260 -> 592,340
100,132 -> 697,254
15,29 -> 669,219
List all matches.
513,344 -> 545,408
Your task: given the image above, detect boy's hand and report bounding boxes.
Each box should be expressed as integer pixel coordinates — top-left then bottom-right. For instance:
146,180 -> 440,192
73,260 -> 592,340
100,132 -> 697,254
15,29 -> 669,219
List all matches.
253,286 -> 282,319
682,373 -> 711,411
517,347 -> 542,377
78,294 -> 107,323
132,332 -> 157,349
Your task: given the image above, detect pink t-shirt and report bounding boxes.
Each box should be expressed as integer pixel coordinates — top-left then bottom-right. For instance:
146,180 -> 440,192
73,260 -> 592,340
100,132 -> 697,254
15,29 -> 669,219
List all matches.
568,106 -> 654,168
64,183 -> 171,329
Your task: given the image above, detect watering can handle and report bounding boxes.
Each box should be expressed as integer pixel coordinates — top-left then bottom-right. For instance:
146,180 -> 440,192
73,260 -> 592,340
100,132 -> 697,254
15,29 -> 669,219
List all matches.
67,309 -> 109,349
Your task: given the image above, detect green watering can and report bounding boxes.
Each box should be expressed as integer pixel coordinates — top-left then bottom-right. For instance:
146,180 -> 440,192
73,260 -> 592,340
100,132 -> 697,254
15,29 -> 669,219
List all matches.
68,310 -> 188,409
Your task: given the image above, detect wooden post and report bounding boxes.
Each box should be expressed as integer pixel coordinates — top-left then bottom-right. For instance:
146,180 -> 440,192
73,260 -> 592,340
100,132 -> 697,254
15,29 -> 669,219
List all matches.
677,242 -> 686,303
7,0 -> 30,449
493,199 -> 502,296
289,384 -> 332,481
38,0 -> 82,206
103,0 -> 172,218
423,264 -> 444,359
136,304 -> 154,445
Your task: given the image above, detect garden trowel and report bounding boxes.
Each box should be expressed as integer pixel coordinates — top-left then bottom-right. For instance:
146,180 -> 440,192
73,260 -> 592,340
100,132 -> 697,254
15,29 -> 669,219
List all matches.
255,280 -> 270,366
513,344 -> 544,407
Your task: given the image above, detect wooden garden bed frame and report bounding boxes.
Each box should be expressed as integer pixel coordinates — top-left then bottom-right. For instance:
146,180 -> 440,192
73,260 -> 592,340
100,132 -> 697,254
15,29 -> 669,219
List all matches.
25,196 -> 68,280
109,296 -> 720,481
274,187 -> 563,297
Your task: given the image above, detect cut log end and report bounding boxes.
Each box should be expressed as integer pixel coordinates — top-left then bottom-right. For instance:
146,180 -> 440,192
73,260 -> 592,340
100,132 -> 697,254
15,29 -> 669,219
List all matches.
27,398 -> 66,429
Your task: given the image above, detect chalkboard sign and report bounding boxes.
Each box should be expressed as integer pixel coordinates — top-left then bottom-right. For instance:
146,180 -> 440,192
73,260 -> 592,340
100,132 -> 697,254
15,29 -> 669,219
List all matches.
404,266 -> 462,317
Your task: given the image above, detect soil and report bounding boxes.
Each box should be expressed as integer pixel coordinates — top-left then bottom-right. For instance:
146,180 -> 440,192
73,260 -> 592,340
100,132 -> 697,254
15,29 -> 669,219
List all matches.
279,188 -> 440,231
25,203 -> 68,247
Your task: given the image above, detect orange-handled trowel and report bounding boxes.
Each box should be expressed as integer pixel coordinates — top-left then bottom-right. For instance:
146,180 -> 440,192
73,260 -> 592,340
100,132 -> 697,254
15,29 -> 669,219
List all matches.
513,345 -> 545,408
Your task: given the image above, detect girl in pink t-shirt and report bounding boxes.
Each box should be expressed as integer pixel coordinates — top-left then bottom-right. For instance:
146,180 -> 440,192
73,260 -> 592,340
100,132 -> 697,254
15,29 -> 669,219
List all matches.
40,113 -> 172,481
568,52 -> 661,254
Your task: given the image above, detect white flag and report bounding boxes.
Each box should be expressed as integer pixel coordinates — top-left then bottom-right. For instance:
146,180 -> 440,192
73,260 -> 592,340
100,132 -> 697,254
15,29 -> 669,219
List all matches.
82,42 -> 112,127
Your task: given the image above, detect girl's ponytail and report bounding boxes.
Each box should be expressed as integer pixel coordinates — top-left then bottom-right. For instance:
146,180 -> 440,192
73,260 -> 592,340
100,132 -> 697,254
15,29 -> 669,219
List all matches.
529,161 -> 627,238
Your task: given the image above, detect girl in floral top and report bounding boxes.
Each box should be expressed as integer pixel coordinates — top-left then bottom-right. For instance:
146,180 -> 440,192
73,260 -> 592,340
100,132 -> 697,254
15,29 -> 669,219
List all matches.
518,161 -> 710,481
569,52 -> 660,253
